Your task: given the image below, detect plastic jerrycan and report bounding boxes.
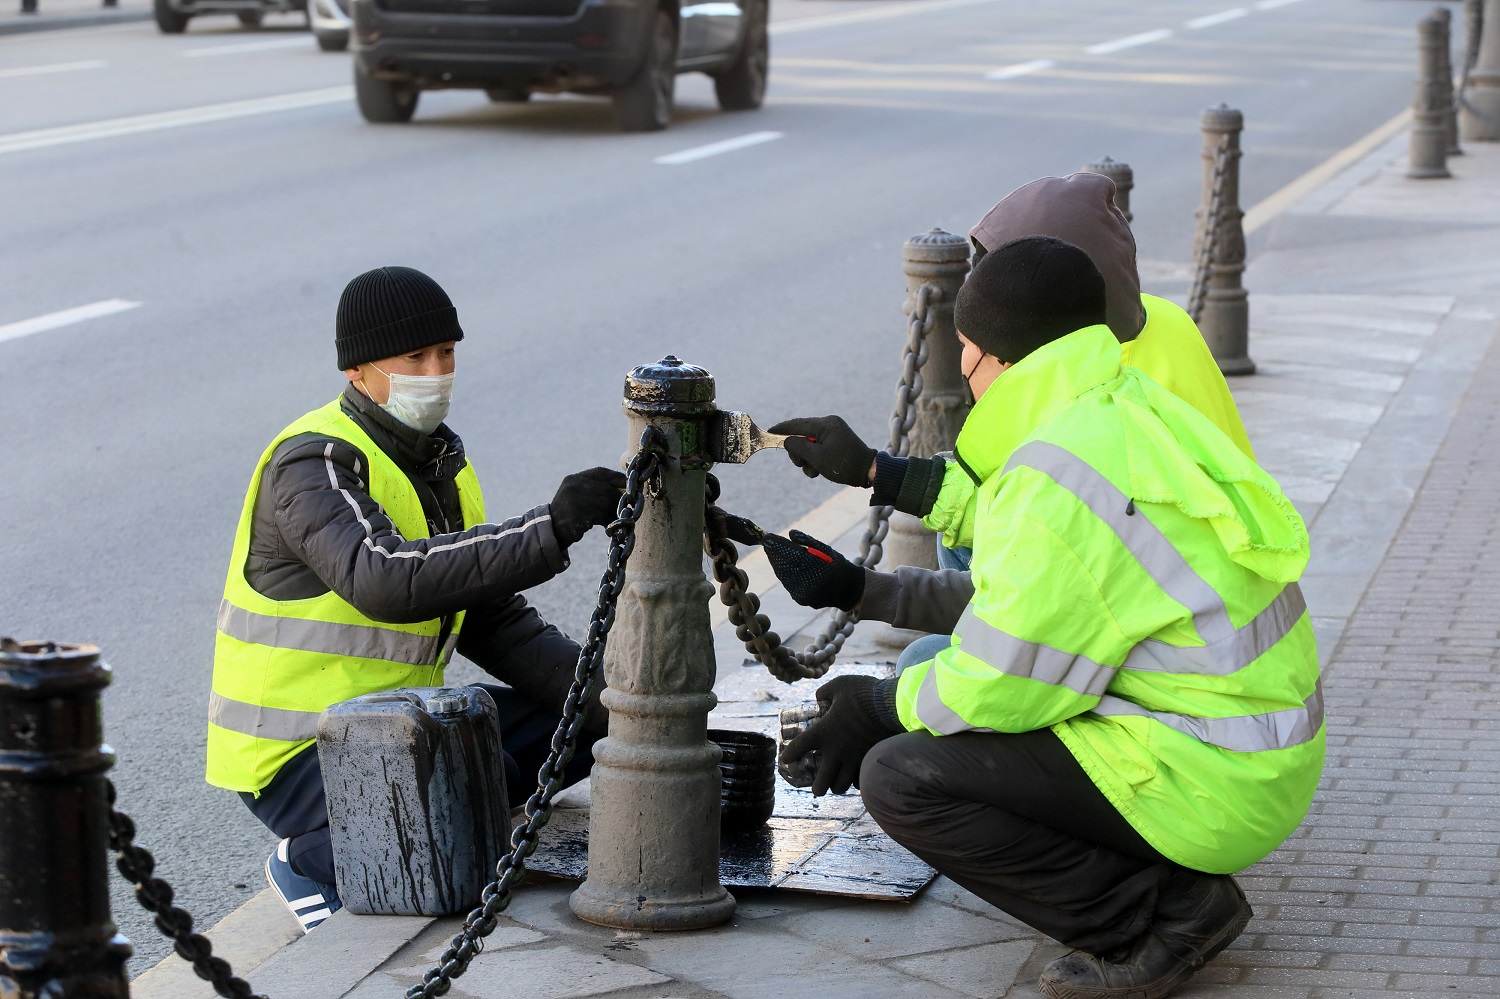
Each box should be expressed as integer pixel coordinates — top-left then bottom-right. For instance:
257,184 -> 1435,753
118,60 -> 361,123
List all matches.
317,686 -> 511,916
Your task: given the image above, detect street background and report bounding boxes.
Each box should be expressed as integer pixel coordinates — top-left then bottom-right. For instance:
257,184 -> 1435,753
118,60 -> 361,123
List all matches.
0,0 -> 1441,976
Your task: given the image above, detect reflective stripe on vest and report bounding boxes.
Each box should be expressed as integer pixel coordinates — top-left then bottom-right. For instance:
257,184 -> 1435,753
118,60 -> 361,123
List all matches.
953,605 -> 1115,698
216,601 -> 443,668
1000,439 -> 1307,675
208,691 -> 321,743
913,661 -> 1325,752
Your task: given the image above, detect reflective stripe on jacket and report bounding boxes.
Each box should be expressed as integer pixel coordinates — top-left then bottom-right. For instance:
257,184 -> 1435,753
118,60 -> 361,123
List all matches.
898,325 -> 1324,874
205,399 -> 486,794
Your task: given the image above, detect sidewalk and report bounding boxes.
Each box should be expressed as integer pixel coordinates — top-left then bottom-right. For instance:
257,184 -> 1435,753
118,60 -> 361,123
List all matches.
135,129 -> 1500,998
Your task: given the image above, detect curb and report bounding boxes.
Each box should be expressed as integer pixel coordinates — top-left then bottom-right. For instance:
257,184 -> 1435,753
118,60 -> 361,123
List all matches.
131,889 -> 300,998
0,9 -> 152,35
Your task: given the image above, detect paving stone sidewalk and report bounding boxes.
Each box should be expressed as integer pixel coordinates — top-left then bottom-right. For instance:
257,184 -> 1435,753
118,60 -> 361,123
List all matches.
136,136 -> 1500,999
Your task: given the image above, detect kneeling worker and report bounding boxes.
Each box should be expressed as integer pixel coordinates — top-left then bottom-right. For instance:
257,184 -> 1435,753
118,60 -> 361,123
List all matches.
205,266 -> 624,931
772,238 -> 1324,999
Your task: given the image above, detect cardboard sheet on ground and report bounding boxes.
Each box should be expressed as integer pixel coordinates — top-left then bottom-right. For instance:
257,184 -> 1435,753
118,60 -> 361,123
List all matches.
526,781 -> 937,901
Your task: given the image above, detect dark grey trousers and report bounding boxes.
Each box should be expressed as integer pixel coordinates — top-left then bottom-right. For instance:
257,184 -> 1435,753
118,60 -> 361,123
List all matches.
860,727 -> 1182,954
241,683 -> 596,885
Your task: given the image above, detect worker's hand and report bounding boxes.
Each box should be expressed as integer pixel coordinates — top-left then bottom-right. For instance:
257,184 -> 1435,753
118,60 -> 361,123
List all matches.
549,467 -> 628,547
767,416 -> 877,488
762,530 -> 864,611
779,675 -> 902,796
704,505 -> 765,547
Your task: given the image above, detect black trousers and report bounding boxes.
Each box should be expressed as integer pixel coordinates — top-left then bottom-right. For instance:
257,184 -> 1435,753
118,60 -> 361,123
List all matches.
240,683 -> 597,885
860,727 -> 1183,955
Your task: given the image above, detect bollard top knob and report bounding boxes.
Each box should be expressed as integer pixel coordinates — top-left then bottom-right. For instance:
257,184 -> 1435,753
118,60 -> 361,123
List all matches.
624,355 -> 716,414
1202,104 -> 1243,131
903,227 -> 970,264
0,639 -> 109,695
1083,156 -> 1132,184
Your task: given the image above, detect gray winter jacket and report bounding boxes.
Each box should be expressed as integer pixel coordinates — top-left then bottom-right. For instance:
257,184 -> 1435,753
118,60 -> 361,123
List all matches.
859,566 -> 973,637
243,385 -> 604,732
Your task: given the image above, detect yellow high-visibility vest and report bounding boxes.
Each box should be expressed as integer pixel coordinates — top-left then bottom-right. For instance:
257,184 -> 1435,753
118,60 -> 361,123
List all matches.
205,399 -> 485,794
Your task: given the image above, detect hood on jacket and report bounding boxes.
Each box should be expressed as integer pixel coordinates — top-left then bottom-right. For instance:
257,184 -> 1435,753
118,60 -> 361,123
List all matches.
970,173 -> 1146,342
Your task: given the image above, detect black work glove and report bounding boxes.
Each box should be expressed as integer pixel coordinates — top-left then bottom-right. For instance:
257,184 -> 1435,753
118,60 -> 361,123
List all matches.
762,530 -> 864,611
779,675 -> 902,796
768,416 -> 877,488
704,505 -> 765,547
549,467 -> 627,548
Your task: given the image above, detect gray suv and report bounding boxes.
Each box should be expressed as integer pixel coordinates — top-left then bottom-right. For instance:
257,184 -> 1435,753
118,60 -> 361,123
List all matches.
349,0 -> 768,131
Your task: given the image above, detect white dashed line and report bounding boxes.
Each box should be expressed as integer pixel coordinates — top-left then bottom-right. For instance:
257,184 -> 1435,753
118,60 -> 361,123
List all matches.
655,130 -> 783,165
1085,28 -> 1175,55
0,87 -> 351,155
0,60 -> 107,80
1186,7 -> 1249,29
1255,0 -> 1307,9
770,0 -> 1004,36
183,36 -> 313,57
0,300 -> 142,345
984,58 -> 1056,81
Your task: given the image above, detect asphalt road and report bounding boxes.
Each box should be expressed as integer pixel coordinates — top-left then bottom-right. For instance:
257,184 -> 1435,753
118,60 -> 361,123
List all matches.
0,0 -> 1429,973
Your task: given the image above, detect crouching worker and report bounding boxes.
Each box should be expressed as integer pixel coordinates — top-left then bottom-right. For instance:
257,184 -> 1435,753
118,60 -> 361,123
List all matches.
205,266 -> 623,932
771,238 -> 1324,999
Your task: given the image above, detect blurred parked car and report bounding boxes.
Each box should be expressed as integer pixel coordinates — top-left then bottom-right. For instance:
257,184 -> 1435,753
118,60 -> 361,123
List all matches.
153,0 -> 307,33
348,0 -> 768,132
309,0 -> 350,51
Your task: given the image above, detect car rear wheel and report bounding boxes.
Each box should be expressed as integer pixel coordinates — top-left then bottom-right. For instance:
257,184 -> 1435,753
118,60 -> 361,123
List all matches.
613,10 -> 676,132
315,30 -> 348,52
237,9 -> 263,26
153,0 -> 191,33
355,65 -> 419,123
714,0 -> 767,111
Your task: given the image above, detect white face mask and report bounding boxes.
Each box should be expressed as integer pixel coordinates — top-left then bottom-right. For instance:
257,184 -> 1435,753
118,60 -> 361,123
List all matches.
369,364 -> 454,435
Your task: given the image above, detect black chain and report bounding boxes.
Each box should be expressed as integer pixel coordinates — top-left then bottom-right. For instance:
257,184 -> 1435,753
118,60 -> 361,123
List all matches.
107,781 -> 266,999
1187,131 -> 1234,324
702,285 -> 938,683
406,428 -> 666,999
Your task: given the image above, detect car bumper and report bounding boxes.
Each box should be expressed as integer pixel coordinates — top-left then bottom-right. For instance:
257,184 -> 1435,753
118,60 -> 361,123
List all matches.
350,0 -> 651,90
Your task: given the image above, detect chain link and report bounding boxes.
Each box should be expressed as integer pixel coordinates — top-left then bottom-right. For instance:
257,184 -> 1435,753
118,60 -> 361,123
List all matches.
108,781 -> 266,999
1187,132 -> 1233,324
407,428 -> 665,999
704,285 -> 938,682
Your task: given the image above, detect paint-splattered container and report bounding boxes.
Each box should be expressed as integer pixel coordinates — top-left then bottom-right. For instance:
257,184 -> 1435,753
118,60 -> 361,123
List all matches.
318,686 -> 511,916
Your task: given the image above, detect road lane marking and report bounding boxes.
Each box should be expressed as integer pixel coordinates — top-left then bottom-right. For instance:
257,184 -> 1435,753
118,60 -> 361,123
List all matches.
1255,0 -> 1307,9
655,130 -> 783,165
0,300 -> 141,345
1085,28 -> 1174,55
0,60 -> 107,80
183,36 -> 313,57
1186,8 -> 1249,29
770,0 -> 1004,36
984,58 -> 1055,81
0,87 -> 351,156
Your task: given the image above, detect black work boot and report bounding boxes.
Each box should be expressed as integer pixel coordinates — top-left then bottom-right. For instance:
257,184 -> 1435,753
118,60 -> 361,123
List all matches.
1037,872 -> 1252,999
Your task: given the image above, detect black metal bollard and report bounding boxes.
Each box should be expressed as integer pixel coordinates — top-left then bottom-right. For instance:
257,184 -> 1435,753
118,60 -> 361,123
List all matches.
20,0 -> 38,14
0,638 -> 132,999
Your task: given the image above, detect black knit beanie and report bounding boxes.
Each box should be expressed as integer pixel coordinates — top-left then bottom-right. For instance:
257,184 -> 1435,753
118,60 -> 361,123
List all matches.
335,266 -> 464,370
954,235 -> 1107,365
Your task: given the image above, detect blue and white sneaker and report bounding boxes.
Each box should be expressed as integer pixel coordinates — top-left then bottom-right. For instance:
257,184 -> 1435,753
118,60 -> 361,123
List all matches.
264,838 -> 342,933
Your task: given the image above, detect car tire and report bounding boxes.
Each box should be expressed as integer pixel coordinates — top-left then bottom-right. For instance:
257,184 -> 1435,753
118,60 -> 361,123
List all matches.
714,0 -> 767,111
153,0 -> 191,33
612,9 -> 675,132
237,9 -> 263,26
355,65 -> 419,123
486,86 -> 531,103
315,30 -> 349,52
